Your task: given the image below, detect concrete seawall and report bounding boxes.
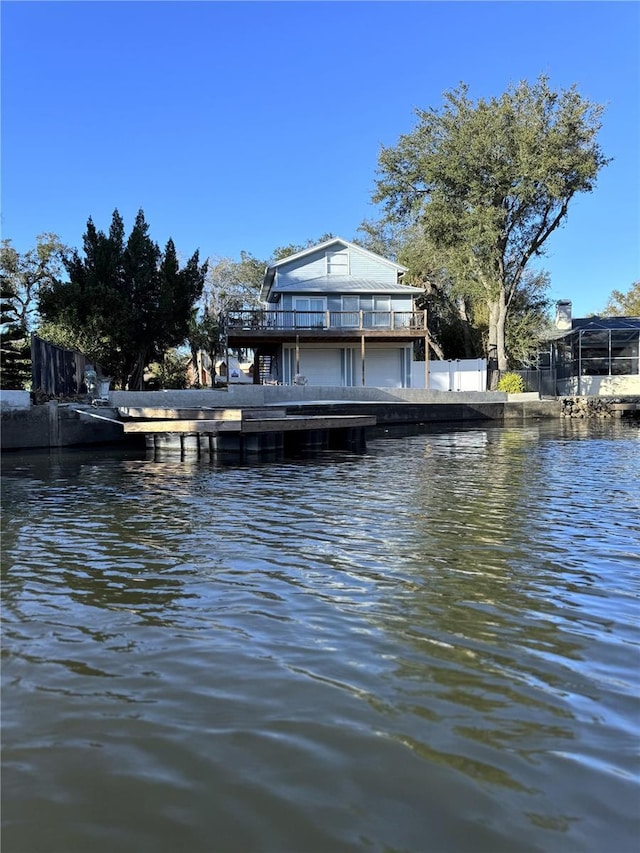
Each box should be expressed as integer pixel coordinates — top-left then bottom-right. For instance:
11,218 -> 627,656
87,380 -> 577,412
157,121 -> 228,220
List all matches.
1,402 -> 128,451
1,388 -> 561,452
108,386 -> 520,407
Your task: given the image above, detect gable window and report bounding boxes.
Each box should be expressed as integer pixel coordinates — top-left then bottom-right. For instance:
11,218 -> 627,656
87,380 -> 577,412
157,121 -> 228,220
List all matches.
326,250 -> 349,275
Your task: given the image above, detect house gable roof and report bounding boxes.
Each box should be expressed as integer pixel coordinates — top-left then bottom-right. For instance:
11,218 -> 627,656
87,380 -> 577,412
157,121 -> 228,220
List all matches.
267,237 -> 408,273
261,237 -> 409,300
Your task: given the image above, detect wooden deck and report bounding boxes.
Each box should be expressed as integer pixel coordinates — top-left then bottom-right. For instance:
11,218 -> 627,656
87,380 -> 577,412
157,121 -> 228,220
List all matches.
115,406 -> 376,458
118,407 -> 376,434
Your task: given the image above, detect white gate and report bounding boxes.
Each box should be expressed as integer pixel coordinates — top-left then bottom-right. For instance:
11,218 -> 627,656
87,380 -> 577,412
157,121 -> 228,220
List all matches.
427,359 -> 487,392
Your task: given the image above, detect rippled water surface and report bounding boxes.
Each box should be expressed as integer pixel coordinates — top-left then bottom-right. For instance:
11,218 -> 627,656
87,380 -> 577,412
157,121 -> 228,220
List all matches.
2,420 -> 639,853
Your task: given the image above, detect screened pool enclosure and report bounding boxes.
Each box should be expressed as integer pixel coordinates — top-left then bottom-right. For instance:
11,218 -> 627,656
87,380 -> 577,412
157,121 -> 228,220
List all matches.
524,317 -> 640,396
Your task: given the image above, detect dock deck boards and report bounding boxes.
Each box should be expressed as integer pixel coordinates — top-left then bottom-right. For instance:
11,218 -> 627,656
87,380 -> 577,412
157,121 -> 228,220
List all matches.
122,413 -> 376,434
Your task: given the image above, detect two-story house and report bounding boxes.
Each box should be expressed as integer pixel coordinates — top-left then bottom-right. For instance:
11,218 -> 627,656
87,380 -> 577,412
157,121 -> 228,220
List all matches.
225,237 -> 427,387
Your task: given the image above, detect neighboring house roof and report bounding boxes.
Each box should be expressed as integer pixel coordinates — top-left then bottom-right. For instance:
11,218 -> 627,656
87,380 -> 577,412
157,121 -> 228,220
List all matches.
542,316 -> 640,341
570,316 -> 640,331
269,276 -> 421,296
261,237 -> 408,300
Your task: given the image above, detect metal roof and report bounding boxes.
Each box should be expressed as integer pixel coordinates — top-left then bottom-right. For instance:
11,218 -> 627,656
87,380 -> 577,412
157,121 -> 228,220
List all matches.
571,316 -> 640,331
540,316 -> 640,341
268,276 -> 423,297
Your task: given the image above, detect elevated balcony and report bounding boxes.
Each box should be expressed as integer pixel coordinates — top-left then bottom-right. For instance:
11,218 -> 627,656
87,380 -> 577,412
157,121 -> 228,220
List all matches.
225,309 -> 428,344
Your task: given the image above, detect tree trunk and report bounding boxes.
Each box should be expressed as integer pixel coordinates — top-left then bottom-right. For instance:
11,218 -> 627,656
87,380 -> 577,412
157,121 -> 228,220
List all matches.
457,297 -> 475,358
487,289 -> 509,388
496,288 -> 509,373
428,337 -> 445,360
189,343 -> 200,387
487,299 -> 500,389
127,351 -> 147,391
206,347 -> 217,387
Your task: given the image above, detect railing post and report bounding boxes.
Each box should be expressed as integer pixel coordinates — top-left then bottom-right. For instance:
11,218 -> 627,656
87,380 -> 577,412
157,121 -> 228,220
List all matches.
391,311 -> 395,330
359,310 -> 363,330
325,310 -> 330,329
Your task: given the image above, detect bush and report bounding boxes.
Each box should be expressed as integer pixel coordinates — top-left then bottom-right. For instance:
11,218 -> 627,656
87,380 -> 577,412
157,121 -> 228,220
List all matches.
146,351 -> 190,389
497,372 -> 526,393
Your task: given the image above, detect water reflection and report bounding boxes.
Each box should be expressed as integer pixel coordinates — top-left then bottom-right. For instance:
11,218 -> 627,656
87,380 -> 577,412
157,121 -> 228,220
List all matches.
2,422 -> 639,853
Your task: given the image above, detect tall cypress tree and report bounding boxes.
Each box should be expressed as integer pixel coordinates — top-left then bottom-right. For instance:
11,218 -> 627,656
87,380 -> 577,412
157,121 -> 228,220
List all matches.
40,210 -> 207,389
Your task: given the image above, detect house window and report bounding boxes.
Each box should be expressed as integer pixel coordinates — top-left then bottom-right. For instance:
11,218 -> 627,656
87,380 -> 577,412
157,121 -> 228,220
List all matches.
283,348 -> 296,385
294,297 -> 324,328
326,250 -> 349,275
373,296 -> 391,327
341,348 -> 356,386
341,296 -> 359,327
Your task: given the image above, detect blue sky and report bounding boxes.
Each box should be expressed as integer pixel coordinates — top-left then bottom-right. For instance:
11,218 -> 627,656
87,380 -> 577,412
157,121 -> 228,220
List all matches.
2,0 -> 638,317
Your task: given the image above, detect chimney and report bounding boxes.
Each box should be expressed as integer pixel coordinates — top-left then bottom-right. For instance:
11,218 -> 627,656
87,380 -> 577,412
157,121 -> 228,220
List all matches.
555,300 -> 572,330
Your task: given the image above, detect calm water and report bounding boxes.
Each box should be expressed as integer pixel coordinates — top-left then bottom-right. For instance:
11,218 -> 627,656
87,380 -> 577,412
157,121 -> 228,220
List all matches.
1,421 -> 639,853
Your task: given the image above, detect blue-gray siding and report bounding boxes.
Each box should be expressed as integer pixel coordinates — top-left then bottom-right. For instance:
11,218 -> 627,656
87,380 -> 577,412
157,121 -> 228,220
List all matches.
275,245 -> 399,287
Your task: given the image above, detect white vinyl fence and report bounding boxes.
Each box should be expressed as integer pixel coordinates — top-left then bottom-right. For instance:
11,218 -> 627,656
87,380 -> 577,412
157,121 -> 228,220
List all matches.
425,359 -> 487,392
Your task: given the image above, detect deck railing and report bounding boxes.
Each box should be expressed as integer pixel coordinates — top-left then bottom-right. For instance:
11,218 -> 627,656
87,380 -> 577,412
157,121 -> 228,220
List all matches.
226,309 -> 427,332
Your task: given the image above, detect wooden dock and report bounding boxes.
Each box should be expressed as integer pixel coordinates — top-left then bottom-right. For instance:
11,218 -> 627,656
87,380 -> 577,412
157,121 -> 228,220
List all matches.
116,407 -> 376,459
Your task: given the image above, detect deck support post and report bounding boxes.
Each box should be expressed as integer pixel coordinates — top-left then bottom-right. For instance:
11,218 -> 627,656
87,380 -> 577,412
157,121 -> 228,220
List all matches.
423,308 -> 429,390
182,434 -> 199,455
360,335 -> 366,386
295,335 -> 300,378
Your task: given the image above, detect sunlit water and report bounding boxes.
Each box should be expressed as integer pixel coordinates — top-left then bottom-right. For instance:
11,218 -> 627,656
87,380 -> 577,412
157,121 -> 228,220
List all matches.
2,420 -> 639,853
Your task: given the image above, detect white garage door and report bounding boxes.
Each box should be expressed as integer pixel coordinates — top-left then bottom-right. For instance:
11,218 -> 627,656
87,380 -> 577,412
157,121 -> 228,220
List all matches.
299,348 -> 342,385
365,349 -> 403,387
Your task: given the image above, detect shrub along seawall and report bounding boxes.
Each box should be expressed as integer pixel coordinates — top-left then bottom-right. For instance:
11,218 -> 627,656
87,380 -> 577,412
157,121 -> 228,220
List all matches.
0,388 -> 564,452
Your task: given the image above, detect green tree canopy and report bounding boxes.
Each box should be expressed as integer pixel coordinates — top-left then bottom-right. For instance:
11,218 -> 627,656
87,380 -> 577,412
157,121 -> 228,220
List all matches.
205,251 -> 265,315
270,233 -> 335,262
357,219 -> 550,364
1,277 -> 31,389
39,210 -> 207,389
1,233 -> 68,332
602,282 -> 640,317
1,233 -> 68,389
372,75 -> 609,383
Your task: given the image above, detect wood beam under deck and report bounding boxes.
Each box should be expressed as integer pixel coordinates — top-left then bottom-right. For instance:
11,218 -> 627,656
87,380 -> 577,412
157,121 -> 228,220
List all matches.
227,328 -> 427,347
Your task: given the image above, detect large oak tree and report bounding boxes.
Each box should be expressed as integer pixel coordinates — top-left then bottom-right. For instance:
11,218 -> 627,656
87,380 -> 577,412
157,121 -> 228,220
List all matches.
372,75 -> 609,384
1,233 -> 69,389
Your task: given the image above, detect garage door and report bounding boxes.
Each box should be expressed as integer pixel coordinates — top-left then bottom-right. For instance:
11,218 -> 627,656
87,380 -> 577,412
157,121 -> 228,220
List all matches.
365,349 -> 403,387
299,348 -> 342,385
